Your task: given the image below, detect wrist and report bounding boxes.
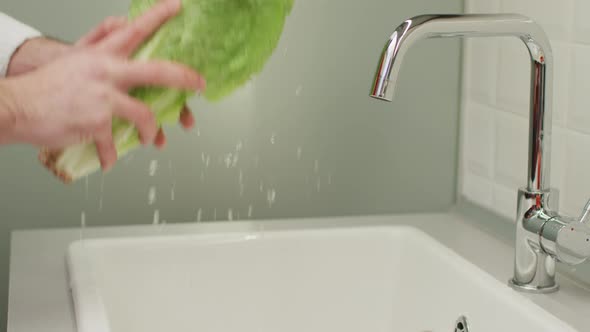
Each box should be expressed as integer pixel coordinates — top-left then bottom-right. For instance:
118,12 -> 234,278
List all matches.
0,80 -> 22,144
7,37 -> 71,77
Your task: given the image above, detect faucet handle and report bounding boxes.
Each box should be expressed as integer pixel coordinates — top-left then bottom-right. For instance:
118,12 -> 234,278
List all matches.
579,199 -> 590,224
542,216 -> 590,265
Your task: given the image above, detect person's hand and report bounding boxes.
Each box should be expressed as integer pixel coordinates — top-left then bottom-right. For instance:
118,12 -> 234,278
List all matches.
3,0 -> 205,171
74,13 -> 197,148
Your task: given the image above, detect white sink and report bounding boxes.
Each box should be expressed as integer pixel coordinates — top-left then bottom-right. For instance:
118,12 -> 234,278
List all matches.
67,225 -> 577,332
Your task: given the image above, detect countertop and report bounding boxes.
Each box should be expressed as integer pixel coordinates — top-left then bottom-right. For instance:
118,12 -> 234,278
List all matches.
7,208 -> 590,332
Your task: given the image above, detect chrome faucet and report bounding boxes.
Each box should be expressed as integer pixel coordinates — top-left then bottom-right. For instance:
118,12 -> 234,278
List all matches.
370,14 -> 590,293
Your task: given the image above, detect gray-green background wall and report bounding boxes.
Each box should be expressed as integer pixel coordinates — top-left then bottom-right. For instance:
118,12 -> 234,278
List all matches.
0,0 -> 463,328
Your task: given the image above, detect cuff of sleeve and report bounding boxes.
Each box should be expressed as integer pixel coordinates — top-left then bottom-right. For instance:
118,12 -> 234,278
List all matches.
0,13 -> 42,77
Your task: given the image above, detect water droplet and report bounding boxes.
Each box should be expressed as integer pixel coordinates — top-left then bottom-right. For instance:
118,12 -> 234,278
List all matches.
224,153 -> 233,168
248,205 -> 254,218
236,141 -> 243,152
239,184 -> 245,197
259,181 -> 264,193
98,175 -> 105,212
238,169 -> 244,184
295,85 -> 303,96
197,208 -> 202,222
84,176 -> 89,200
80,211 -> 86,228
205,155 -> 211,168
297,147 -> 302,160
149,160 -> 158,177
148,186 -> 157,205
270,133 -> 276,145
232,154 -> 239,168
201,153 -> 205,163
228,209 -> 234,221
314,160 -> 320,173
153,210 -> 160,225
170,183 -> 176,201
267,189 -> 277,208
196,128 -> 201,137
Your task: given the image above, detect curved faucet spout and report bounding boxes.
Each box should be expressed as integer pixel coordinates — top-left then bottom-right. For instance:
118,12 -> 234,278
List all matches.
370,14 -> 553,192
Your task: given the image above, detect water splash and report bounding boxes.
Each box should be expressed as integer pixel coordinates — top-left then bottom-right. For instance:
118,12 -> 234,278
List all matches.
149,160 -> 158,177
148,186 -> 157,205
248,205 -> 253,218
152,210 -> 160,225
267,189 -> 277,208
297,147 -> 302,160
227,209 -> 234,221
197,208 -> 202,222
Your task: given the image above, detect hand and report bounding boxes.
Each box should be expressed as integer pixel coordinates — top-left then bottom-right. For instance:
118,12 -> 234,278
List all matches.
75,14 -> 197,149
3,0 -> 205,171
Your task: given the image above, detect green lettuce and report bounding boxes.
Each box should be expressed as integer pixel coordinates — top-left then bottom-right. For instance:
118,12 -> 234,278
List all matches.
41,0 -> 293,182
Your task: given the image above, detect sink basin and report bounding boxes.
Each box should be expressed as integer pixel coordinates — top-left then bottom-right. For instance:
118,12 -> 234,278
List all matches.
67,225 -> 577,332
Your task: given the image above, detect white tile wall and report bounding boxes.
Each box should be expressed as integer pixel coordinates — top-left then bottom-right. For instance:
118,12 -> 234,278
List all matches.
461,0 -> 588,219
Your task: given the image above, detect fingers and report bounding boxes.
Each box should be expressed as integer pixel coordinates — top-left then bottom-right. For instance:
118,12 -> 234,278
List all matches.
78,16 -> 128,47
98,0 -> 182,56
179,105 -> 195,129
94,121 -> 117,171
113,60 -> 205,91
154,128 -> 167,149
109,91 -> 158,144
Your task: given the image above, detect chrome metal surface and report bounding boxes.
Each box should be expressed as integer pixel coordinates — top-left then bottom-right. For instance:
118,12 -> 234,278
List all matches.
370,14 -> 590,293
454,315 -> 469,332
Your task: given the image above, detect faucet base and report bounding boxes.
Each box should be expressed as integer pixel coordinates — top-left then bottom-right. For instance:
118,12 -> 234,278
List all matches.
508,278 -> 559,294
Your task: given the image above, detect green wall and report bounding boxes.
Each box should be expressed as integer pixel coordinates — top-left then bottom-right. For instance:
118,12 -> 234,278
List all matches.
0,0 -> 463,328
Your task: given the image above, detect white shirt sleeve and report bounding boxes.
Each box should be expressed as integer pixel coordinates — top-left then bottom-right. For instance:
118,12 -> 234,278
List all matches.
0,12 -> 42,77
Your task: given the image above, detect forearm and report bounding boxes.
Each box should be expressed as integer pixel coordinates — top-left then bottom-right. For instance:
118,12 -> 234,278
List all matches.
7,37 -> 70,77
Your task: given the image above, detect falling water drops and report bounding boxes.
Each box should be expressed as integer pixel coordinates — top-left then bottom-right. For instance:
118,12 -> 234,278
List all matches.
270,133 -> 276,145
213,209 -> 217,221
148,186 -> 157,205
228,209 -> 234,221
314,160 -> 320,174
297,147 -> 302,160
197,208 -> 202,222
153,210 -> 160,225
200,171 -> 205,182
196,128 -> 201,137
149,160 -> 158,177
224,154 -> 233,168
267,189 -> 277,208
236,141 -> 243,152
84,176 -> 89,200
259,181 -> 264,193
170,182 -> 176,201
80,211 -> 86,228
98,175 -> 105,212
248,205 -> 254,218
316,177 -> 321,193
